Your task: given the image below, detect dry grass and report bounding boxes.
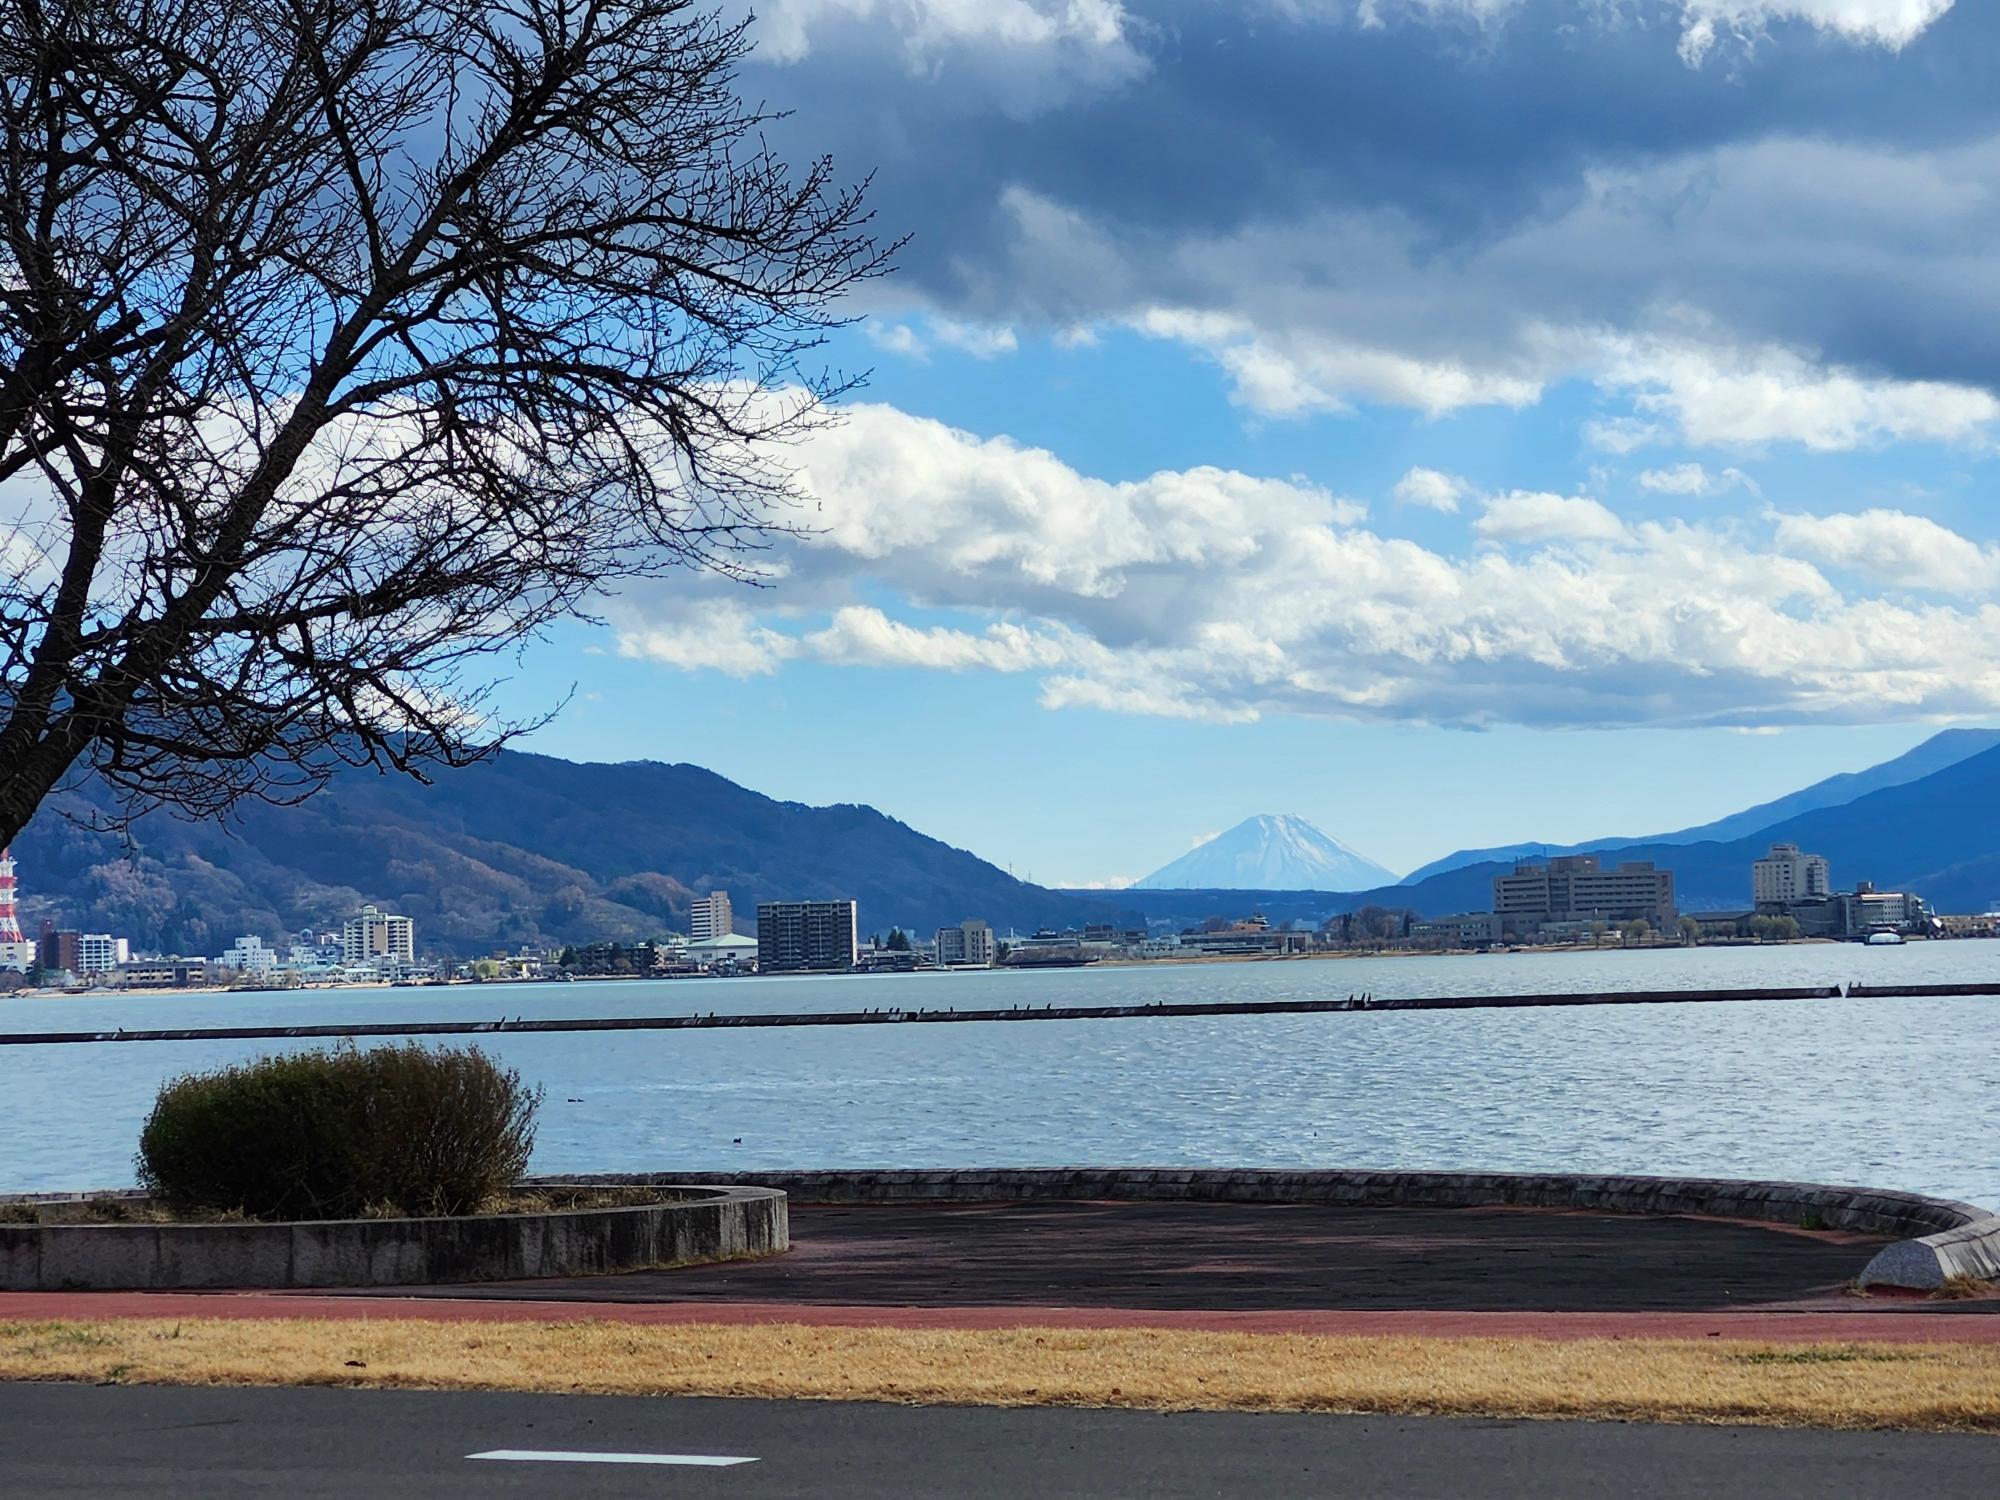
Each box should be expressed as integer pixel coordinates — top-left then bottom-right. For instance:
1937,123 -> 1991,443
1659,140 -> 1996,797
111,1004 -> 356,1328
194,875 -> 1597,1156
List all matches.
2,1319 -> 1998,1432
1934,1276 -> 1999,1301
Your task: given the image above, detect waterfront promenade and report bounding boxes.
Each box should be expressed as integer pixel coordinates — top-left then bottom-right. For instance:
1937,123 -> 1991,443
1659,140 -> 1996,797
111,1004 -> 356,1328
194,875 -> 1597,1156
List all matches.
6,1195 -> 1996,1339
7,1189 -> 2000,1493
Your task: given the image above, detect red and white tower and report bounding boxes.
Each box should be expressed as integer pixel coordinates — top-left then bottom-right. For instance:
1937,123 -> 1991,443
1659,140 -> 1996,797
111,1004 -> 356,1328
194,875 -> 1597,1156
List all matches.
0,847 -> 22,942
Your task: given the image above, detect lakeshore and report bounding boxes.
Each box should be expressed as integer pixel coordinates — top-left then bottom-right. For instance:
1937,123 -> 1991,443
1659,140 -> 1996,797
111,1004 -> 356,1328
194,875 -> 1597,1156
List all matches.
0,929 -> 1965,1005
5,945 -> 2000,1201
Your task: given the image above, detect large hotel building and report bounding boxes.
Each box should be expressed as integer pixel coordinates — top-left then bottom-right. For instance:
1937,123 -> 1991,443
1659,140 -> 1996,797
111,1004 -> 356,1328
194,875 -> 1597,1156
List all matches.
1492,855 -> 1676,932
1751,842 -> 1831,908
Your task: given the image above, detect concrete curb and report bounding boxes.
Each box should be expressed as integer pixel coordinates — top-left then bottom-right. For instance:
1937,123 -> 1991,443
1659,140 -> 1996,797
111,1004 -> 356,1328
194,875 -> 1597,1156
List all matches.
1857,1217 -> 2000,1292
546,1166 -> 1981,1234
0,1184 -> 787,1291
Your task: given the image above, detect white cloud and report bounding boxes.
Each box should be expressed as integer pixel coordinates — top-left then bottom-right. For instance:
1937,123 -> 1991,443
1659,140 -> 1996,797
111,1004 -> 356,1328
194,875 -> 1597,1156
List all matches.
866,322 -> 929,359
1188,829 -> 1222,850
614,599 -> 797,676
1602,338 -> 2000,452
867,315 -> 1020,361
1393,466 -> 1472,512
1637,463 -> 1715,495
1675,2 -> 1954,65
1584,417 -> 1669,455
929,317 -> 1021,359
801,606 -> 1073,670
0,523 -> 52,590
1346,0 -> 1955,63
613,399 -> 2000,729
1475,491 -> 1629,544
1136,306 -> 1544,419
754,0 -> 1147,113
1636,462 -> 1757,496
1771,508 -> 2000,595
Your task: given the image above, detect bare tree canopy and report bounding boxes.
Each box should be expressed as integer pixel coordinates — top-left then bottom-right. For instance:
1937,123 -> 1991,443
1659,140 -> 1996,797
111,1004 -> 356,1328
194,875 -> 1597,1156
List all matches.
0,0 -> 892,846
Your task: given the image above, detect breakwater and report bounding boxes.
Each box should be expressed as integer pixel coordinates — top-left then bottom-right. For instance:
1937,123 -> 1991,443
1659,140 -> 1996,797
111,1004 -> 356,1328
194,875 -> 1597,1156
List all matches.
0,977 -> 1991,1047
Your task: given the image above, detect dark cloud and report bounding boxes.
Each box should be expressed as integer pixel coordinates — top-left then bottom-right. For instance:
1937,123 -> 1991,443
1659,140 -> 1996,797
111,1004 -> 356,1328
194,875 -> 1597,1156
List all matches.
741,1 -> 2000,400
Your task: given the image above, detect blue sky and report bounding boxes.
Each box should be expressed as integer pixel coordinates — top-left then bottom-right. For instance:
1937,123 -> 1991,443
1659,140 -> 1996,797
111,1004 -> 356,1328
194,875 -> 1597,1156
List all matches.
513,1 -> 2000,885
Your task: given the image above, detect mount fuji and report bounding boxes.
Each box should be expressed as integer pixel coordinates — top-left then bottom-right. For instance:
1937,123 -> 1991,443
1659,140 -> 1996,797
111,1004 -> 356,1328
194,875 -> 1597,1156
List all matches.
1133,814 -> 1399,892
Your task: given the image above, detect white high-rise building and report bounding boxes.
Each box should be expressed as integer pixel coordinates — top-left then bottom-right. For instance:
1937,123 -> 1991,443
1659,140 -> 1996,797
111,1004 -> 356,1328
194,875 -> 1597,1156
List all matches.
343,905 -> 415,968
76,934 -> 126,974
1753,843 -> 1831,908
690,890 -> 734,944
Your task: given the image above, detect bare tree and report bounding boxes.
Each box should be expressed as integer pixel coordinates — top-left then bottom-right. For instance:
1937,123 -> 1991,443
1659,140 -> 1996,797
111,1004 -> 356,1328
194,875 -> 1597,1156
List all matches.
0,0 -> 892,846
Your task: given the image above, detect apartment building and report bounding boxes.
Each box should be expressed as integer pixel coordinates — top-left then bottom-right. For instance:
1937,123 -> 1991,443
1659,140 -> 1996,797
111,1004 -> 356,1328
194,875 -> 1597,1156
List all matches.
756,899 -> 859,972
934,918 -> 995,967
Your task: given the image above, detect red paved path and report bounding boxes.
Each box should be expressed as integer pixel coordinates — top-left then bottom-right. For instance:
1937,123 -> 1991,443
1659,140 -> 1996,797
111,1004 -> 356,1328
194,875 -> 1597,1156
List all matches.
5,1291 -> 1999,1343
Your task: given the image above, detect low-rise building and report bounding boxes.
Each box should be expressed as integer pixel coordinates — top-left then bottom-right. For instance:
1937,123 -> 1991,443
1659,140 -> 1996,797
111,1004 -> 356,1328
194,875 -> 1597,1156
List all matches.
1840,884 -> 1933,937
1770,883 -> 1933,939
287,929 -> 345,971
1690,909 -> 1757,939
219,935 -> 279,975
1177,916 -> 1313,956
562,940 -> 664,975
687,933 -> 759,970
934,918 -> 996,967
121,959 -> 209,989
1409,911 -> 1502,946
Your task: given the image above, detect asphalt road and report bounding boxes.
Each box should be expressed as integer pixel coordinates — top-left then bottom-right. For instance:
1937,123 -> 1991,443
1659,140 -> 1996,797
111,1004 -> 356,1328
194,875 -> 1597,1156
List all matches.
369,1200 -> 1895,1313
3,1383 -> 1994,1498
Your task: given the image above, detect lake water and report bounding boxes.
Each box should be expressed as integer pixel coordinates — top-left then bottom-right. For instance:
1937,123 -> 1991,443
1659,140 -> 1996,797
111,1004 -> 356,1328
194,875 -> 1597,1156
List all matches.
3,942 -> 1997,1206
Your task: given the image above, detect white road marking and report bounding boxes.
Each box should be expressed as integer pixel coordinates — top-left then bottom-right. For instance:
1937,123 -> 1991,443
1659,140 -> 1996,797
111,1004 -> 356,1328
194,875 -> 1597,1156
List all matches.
468,1449 -> 757,1467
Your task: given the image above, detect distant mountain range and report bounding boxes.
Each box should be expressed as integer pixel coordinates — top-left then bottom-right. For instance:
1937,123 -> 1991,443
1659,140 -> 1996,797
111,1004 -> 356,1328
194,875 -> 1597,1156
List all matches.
1399,729 -> 2000,883
15,728 -> 2000,959
10,752 -> 1119,958
1133,815 -> 1397,891
1079,730 -> 2000,929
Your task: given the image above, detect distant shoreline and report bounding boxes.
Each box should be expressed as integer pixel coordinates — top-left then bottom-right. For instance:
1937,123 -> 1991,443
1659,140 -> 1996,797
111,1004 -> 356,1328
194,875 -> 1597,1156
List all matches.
1,931 -> 1976,1001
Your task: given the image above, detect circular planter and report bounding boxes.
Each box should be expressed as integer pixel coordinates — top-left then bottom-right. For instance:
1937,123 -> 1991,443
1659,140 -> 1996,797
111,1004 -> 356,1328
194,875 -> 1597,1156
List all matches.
0,1183 -> 786,1291
562,1167 -> 2000,1292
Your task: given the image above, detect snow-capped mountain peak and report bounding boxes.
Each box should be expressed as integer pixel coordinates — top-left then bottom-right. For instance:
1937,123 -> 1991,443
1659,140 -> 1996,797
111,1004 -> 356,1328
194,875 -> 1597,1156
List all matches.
1133,814 -> 1398,892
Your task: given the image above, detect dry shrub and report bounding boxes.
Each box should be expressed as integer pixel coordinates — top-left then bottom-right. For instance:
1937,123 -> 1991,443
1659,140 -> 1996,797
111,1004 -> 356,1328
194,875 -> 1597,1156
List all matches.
137,1045 -> 540,1220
